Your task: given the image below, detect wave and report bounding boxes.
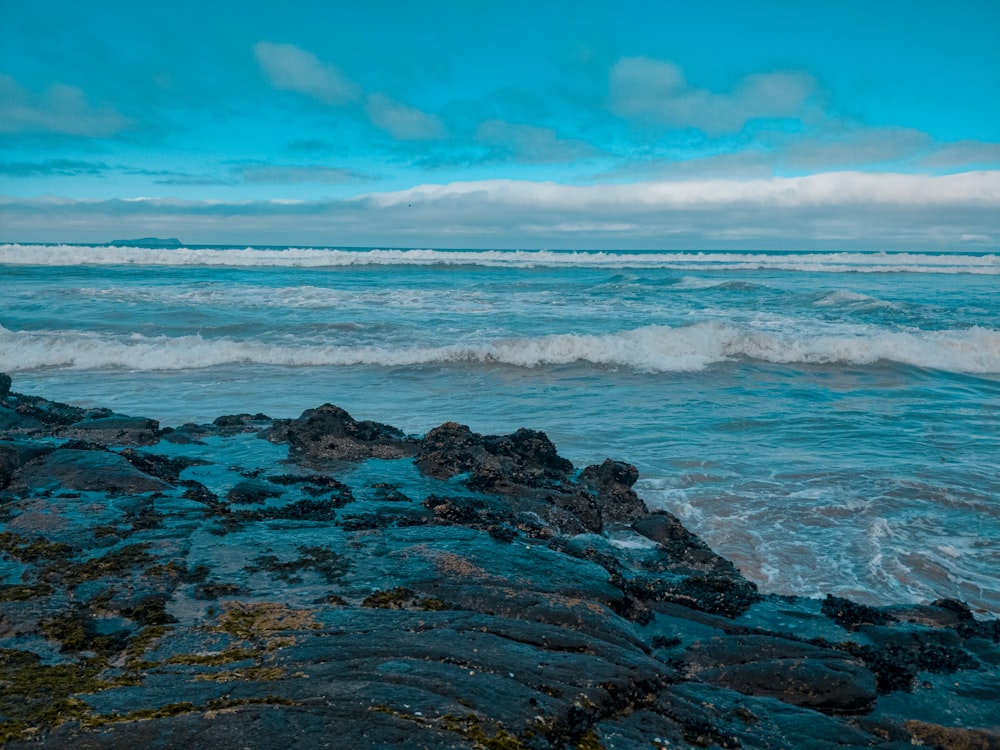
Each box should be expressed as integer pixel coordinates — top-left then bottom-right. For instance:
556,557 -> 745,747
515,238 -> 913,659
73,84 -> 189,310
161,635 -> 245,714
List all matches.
2,244 -> 999,273
3,322 -> 998,375
811,289 -> 900,311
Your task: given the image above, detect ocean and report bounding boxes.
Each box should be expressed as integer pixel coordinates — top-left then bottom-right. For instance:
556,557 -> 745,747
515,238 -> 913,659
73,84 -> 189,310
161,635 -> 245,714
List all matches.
2,243 -> 998,614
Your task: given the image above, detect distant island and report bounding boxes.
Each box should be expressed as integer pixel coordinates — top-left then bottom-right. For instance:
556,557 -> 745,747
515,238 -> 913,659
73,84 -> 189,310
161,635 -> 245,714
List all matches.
108,237 -> 182,247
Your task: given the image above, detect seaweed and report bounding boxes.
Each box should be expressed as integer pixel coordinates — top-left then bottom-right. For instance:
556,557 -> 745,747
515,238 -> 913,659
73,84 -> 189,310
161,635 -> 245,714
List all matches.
245,545 -> 349,584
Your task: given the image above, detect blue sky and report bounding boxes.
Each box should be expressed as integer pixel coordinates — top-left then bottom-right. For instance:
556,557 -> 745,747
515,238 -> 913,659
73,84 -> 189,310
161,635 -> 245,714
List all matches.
1,0 -> 998,249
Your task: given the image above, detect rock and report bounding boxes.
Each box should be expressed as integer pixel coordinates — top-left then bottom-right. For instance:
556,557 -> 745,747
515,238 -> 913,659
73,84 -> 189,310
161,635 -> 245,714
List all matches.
685,634 -> 878,713
633,510 -> 734,571
847,625 -> 979,692
2,382 -> 999,749
416,423 -> 572,493
822,593 -> 897,630
0,405 -> 45,434
12,448 -> 171,494
226,479 -> 283,505
60,415 -> 161,446
0,372 -> 11,398
211,413 -> 272,435
578,459 -> 647,524
265,404 -> 417,462
0,439 -> 57,489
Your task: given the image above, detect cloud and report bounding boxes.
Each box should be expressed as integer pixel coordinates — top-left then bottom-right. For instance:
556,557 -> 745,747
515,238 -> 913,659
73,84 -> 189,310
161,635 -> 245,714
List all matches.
475,120 -> 599,163
918,140 -> 1000,169
371,172 -> 1000,210
608,57 -> 816,134
254,42 -> 361,104
253,43 -> 442,142
0,158 -> 111,177
365,93 -> 444,140
0,73 -> 129,137
778,128 -> 932,169
238,165 -> 369,184
3,172 -> 997,250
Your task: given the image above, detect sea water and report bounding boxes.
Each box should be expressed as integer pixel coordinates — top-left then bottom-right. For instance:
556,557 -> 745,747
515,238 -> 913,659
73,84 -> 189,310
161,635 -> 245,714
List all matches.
2,244 -> 998,613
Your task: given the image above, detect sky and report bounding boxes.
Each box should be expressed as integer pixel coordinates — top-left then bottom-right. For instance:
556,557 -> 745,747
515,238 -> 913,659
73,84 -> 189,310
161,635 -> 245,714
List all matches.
1,0 -> 999,250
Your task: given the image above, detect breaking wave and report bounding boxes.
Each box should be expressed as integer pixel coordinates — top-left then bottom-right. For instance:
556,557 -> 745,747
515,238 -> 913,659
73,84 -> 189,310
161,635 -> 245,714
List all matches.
3,322 -> 998,375
2,244 -> 999,273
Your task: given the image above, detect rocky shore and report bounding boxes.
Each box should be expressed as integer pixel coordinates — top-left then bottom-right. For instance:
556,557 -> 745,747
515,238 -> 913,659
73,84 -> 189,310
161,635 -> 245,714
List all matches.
1,372 -> 998,749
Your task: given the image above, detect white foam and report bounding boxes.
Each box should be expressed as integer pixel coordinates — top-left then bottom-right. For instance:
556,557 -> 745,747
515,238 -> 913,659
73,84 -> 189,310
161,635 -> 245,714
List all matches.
3,321 -> 999,374
2,244 -> 999,273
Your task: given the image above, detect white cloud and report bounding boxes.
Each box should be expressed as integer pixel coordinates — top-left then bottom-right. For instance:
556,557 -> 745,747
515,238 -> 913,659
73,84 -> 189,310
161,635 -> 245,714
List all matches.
3,172 -> 997,250
371,171 -> 1000,210
365,93 -> 444,140
0,73 -> 129,137
609,57 -> 816,134
475,120 -> 598,163
254,42 -> 361,104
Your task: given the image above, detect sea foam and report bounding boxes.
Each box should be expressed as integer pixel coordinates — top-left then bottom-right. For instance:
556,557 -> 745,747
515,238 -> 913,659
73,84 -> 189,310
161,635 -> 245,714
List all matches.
4,322 -> 998,374
2,244 -> 999,273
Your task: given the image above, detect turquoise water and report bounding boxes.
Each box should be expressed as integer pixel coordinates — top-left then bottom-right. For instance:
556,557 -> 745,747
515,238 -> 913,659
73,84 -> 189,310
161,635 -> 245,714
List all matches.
2,244 -> 999,612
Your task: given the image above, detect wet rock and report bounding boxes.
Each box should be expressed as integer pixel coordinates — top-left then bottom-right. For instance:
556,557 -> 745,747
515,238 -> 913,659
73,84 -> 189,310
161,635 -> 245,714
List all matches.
13,449 -> 170,494
633,510 -> 735,571
578,459 -> 647,524
0,392 -> 94,432
0,439 -> 56,489
2,380 -> 998,749
822,593 -> 897,630
904,719 -> 1000,750
843,625 -> 979,692
685,634 -> 878,713
211,413 -> 272,435
118,448 -> 200,483
0,372 -> 11,399
226,479 -> 283,505
416,422 -> 572,493
265,404 -> 417,461
60,415 -> 160,446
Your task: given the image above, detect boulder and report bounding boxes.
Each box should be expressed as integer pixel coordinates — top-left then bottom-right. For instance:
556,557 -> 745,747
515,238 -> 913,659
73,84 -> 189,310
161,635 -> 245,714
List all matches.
578,459 -> 647,524
265,404 -> 417,461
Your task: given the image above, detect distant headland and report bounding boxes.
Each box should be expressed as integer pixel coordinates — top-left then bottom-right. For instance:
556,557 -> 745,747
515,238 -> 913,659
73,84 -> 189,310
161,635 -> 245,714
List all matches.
108,237 -> 182,247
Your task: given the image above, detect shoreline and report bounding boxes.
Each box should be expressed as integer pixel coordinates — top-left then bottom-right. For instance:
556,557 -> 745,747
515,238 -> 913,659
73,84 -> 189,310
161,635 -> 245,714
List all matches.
1,372 -> 998,747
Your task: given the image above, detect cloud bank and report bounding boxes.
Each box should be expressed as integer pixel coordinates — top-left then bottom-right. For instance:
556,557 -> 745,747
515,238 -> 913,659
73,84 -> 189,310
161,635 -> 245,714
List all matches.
3,172 -> 997,250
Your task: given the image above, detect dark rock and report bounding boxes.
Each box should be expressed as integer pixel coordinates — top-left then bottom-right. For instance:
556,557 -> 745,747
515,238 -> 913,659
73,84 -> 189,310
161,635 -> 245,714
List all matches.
0,439 -> 57,489
265,404 -> 417,461
685,634 -> 878,713
2,393 -> 92,431
226,479 -> 283,504
0,405 -> 45,434
3,383 -> 998,749
416,422 -> 572,493
822,593 -> 897,630
0,372 -> 11,398
579,459 -> 647,524
118,448 -> 200,483
60,415 -> 160,446
638,573 -> 759,618
633,510 -> 735,571
841,625 -> 979,692
13,449 -> 170,494
211,413 -> 272,435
